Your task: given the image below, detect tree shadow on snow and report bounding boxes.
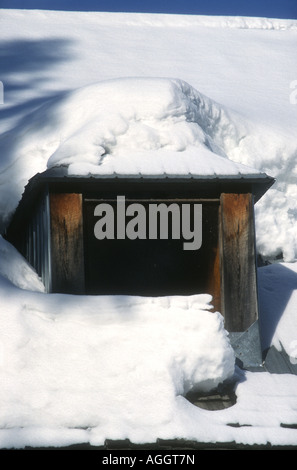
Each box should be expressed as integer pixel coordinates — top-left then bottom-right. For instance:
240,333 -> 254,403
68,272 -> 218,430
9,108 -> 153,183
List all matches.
0,37 -> 75,130
0,37 -> 77,232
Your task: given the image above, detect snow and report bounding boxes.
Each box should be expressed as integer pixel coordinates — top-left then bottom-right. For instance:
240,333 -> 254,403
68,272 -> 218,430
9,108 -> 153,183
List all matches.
0,251 -> 235,447
0,236 -> 45,293
1,232 -> 297,449
1,10 -> 297,260
258,261 -> 297,355
0,76 -> 269,232
0,9 -> 297,449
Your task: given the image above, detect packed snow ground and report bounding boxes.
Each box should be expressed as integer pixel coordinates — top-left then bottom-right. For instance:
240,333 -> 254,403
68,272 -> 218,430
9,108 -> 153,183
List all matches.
0,9 -> 297,448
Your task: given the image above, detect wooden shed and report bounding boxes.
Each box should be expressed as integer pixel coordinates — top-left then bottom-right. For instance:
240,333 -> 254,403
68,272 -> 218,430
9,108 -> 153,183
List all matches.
5,161 -> 274,366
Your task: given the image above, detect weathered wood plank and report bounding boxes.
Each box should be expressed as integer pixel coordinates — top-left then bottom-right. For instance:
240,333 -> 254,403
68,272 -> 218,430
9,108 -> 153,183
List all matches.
49,193 -> 85,294
220,193 -> 258,332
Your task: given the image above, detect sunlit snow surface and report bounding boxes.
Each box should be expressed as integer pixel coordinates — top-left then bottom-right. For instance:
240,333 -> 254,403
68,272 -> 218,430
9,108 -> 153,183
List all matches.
1,10 -> 297,260
1,235 -> 297,449
0,10 -> 297,448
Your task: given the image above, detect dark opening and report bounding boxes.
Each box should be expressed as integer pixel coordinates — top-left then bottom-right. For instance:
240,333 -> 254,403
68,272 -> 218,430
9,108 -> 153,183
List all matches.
83,198 -> 219,296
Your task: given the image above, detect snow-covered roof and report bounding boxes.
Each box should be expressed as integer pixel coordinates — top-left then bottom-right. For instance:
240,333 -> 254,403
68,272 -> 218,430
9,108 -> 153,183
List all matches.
1,77 -> 274,227
42,78 -> 271,182
0,77 -> 274,232
20,163 -> 274,208
65,147 -> 272,181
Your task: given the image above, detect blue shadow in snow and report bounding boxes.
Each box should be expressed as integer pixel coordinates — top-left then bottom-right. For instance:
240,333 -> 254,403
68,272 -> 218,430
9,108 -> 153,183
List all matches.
257,262 -> 297,355
0,38 -> 75,129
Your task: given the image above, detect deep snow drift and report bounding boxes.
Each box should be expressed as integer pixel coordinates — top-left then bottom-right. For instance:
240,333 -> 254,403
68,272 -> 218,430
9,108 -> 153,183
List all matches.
0,76 -> 267,232
1,9 -> 297,449
0,234 -> 235,446
1,234 -> 297,449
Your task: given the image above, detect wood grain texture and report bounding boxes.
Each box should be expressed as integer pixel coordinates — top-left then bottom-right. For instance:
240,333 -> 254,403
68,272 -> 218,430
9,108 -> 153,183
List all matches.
50,193 -> 85,294
220,193 -> 258,332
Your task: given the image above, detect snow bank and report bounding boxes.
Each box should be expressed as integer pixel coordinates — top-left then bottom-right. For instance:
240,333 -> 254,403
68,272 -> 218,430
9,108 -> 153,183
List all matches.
0,242 -> 235,447
2,244 -> 297,449
45,77 -> 237,168
0,236 -> 45,292
0,77 -> 251,231
1,239 -> 297,449
1,9 -> 297,449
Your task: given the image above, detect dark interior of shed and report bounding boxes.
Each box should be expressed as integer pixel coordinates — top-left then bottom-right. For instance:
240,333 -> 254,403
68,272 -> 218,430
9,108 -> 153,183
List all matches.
83,199 -> 219,297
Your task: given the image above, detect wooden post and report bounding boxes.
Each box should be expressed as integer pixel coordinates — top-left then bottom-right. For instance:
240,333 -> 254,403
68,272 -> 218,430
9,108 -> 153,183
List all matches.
220,193 -> 258,332
49,193 -> 85,294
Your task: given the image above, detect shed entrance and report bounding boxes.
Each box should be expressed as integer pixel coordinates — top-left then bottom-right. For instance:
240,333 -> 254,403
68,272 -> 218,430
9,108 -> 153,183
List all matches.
83,198 -> 220,299
4,165 -> 275,368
